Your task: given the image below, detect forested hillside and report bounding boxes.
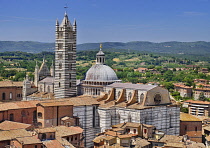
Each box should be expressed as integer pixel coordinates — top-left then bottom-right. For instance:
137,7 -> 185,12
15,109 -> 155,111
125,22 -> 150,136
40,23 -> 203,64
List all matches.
0,41 -> 210,55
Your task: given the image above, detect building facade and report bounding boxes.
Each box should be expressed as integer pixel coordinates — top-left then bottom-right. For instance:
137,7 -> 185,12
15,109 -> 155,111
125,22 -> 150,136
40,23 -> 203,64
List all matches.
82,46 -> 121,96
54,13 -> 77,99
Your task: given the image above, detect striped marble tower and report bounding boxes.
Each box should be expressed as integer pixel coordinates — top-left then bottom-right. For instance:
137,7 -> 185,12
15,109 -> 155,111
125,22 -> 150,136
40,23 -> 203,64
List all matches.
54,12 -> 77,99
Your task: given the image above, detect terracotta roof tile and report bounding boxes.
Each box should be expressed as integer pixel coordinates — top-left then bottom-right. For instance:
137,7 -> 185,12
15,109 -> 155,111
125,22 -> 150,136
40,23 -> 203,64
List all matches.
118,134 -> 137,138
93,135 -> 106,143
15,136 -> 42,145
180,112 -> 202,121
43,139 -> 64,148
0,81 -> 23,87
159,135 -> 183,143
0,129 -> 31,141
0,121 -> 33,130
0,100 -> 39,111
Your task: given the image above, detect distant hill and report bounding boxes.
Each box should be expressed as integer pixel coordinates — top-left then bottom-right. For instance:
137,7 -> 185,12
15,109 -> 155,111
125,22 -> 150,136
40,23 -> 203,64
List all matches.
0,41 -> 210,55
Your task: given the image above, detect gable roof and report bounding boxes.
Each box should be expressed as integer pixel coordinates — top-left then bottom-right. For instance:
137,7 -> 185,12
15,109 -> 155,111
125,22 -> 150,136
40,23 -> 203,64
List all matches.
0,81 -> 22,87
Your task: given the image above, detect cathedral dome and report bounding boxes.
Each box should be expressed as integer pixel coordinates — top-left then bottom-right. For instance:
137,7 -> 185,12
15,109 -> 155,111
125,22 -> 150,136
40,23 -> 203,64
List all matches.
85,64 -> 119,82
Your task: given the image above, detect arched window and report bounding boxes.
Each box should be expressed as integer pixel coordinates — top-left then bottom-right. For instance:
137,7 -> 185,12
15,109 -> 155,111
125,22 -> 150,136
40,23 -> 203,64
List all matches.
38,112 -> 42,118
9,113 -> 14,121
154,94 -> 162,105
128,92 -> 132,101
2,93 -> 5,100
118,91 -> 121,98
9,92 -> 12,100
128,114 -> 132,122
47,86 -> 50,93
139,93 -> 144,104
59,63 -> 62,69
69,64 -> 72,70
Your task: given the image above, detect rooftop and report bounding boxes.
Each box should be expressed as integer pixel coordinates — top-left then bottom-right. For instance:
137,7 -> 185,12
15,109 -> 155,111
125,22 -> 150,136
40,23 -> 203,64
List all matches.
0,81 -> 22,87
107,82 -> 157,91
15,136 -> 42,145
180,112 -> 202,122
0,129 -> 31,141
0,120 -> 33,130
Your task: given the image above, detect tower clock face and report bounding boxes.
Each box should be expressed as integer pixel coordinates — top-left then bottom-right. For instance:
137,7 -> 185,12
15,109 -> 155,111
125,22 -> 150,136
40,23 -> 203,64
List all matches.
154,94 -> 161,105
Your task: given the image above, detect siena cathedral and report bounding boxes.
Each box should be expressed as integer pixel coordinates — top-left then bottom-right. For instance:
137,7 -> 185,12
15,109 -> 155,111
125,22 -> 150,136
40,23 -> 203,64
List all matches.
22,12 -> 180,147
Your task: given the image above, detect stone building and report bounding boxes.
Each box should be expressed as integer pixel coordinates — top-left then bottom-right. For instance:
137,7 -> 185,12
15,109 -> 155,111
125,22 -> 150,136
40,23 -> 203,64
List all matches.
97,83 -> 180,136
54,12 -> 77,99
0,81 -> 23,101
82,45 -> 121,96
185,100 -> 210,117
174,83 -> 192,98
180,112 -> 202,143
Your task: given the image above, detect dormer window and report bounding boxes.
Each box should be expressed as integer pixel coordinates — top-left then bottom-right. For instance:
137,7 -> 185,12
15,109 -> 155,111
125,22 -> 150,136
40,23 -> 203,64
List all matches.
154,94 -> 161,105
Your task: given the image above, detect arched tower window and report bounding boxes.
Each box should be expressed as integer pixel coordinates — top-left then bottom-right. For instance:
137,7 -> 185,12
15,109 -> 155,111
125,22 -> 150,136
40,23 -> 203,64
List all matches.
59,63 -> 62,69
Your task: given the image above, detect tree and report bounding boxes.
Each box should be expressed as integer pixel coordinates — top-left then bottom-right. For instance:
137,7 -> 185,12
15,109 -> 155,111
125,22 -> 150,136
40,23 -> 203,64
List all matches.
198,92 -> 206,101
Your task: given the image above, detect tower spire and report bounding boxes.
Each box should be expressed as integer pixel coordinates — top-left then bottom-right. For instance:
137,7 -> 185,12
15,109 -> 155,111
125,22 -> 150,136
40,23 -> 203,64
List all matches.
96,44 -> 105,64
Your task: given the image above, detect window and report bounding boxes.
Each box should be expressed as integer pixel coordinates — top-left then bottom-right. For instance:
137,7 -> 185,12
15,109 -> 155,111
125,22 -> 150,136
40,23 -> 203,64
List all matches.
139,93 -> 144,104
133,129 -> 137,133
34,145 -> 37,148
48,86 -> 50,93
128,114 -> 132,122
128,92 -> 132,101
59,73 -> 61,79
185,125 -> 187,131
144,128 -> 147,134
195,126 -> 197,132
69,63 -> 72,70
59,63 -> 62,69
9,92 -> 12,100
58,54 -> 62,59
75,136 -> 77,140
69,74 -> 71,79
38,112 -> 42,118
9,113 -> 14,121
2,93 -> 5,100
58,43 -> 63,50
69,82 -> 72,88
154,94 -> 161,105
68,44 -> 72,51
58,32 -> 63,39
118,91 -> 121,98
41,133 -> 46,140
126,128 -> 130,133
21,110 -> 26,117
59,82 -> 61,87
68,54 -> 72,60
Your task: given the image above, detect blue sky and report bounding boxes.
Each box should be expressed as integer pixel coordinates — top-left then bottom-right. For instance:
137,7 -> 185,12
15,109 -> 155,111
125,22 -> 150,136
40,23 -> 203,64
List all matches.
0,0 -> 209,44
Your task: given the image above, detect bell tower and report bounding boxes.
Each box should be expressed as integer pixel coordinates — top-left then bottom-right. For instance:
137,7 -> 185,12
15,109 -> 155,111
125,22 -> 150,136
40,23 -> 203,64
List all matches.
54,12 -> 77,99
